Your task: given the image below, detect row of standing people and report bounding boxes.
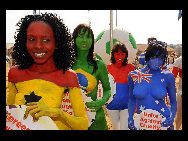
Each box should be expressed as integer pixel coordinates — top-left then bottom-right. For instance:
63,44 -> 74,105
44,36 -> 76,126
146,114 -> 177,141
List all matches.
7,13 -> 181,130
106,40 -> 181,130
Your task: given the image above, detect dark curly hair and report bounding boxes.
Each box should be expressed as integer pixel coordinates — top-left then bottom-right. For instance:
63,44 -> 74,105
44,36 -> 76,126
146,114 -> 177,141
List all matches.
72,23 -> 98,74
12,13 -> 75,73
110,41 -> 128,66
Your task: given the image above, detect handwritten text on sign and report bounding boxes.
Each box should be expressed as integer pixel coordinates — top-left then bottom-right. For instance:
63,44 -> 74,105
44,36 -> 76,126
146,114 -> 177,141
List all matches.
134,109 -> 168,130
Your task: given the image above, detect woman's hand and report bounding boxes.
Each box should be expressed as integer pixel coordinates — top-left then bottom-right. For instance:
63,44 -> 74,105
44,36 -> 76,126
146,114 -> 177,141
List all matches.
85,99 -> 105,112
161,117 -> 173,127
128,119 -> 137,130
23,101 -> 61,122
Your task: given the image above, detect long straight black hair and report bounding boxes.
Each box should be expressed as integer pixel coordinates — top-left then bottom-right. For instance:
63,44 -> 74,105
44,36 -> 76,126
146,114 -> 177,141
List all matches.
72,23 -> 98,74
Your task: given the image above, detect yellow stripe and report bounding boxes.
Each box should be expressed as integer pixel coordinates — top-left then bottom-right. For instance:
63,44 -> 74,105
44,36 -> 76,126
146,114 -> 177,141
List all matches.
74,69 -> 97,93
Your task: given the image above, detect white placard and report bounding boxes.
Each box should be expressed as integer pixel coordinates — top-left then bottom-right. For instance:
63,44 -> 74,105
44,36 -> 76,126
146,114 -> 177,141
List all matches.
134,109 -> 169,130
6,105 -> 58,130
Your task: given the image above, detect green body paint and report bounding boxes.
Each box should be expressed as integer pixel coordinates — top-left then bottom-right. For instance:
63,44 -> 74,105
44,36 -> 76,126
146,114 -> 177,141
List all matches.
72,26 -> 111,130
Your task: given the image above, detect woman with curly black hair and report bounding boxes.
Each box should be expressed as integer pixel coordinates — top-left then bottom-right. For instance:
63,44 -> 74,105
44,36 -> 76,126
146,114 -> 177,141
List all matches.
7,13 -> 88,130
12,13 -> 75,72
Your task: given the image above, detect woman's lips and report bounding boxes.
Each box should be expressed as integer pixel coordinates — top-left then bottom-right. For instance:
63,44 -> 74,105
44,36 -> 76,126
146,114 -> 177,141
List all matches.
82,44 -> 87,46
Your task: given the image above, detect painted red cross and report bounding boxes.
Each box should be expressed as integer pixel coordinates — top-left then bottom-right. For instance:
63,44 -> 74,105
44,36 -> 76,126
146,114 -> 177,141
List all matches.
130,69 -> 152,84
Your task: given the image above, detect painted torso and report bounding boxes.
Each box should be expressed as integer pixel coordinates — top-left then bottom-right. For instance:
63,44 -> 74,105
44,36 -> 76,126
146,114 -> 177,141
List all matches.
74,68 -> 97,94
8,65 -> 80,130
72,61 -> 99,100
129,67 -> 171,117
107,63 -> 134,83
72,59 -> 109,130
107,64 -> 134,110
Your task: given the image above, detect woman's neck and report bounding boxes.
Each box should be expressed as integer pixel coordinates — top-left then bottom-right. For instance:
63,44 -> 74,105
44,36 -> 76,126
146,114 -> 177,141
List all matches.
76,49 -> 89,62
113,62 -> 123,68
28,58 -> 57,73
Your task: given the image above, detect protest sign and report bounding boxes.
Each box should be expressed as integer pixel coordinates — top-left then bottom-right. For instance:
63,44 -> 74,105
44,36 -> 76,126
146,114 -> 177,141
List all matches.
134,109 -> 169,130
61,91 -> 96,127
6,105 -> 58,130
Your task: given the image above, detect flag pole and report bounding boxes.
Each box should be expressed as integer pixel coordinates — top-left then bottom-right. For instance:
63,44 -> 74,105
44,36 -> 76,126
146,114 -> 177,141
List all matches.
110,10 -> 113,51
116,10 -> 117,27
88,10 -> 91,27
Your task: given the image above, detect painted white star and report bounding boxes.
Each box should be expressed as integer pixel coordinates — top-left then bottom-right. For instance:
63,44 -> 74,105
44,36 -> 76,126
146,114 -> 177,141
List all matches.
139,105 -> 145,111
161,108 -> 165,112
155,100 -> 159,104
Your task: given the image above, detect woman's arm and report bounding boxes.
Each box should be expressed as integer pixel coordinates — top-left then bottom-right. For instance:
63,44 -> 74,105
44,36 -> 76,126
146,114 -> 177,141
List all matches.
85,60 -> 111,111
98,60 -> 111,105
166,73 -> 177,122
63,87 -> 88,130
7,67 -> 19,105
7,82 -> 17,105
128,73 -> 137,130
161,72 -> 177,129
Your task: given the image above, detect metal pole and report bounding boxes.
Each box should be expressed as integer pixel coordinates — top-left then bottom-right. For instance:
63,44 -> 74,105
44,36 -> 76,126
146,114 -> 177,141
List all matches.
110,10 -> 113,51
88,10 -> 91,27
116,10 -> 117,27
39,10 -> 40,15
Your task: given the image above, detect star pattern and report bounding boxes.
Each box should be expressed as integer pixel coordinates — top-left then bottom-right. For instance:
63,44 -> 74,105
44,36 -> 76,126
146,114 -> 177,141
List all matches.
155,100 -> 159,104
139,105 -> 145,111
24,91 -> 42,104
161,108 -> 165,112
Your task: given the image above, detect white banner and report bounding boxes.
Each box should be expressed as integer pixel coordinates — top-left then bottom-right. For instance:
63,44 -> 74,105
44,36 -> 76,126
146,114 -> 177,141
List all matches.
6,105 -> 58,130
134,109 -> 169,130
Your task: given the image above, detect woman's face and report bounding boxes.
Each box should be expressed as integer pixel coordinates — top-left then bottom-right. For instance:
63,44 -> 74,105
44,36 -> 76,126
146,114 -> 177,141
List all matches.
168,56 -> 174,64
76,28 -> 92,51
114,49 -> 126,66
148,56 -> 164,70
26,21 -> 56,64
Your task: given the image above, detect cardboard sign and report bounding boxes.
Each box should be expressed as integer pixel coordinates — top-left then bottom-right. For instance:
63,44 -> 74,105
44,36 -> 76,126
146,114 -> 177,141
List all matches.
61,90 -> 96,127
61,74 -> 115,127
134,109 -> 169,130
6,105 -> 58,130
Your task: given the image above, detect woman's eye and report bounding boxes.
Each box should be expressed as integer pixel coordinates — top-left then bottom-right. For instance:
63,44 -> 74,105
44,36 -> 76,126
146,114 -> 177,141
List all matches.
43,39 -> 50,42
28,38 -> 35,42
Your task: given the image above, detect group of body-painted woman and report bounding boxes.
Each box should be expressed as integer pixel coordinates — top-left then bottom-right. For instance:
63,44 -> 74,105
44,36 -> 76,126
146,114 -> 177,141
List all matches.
7,13 -> 178,130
